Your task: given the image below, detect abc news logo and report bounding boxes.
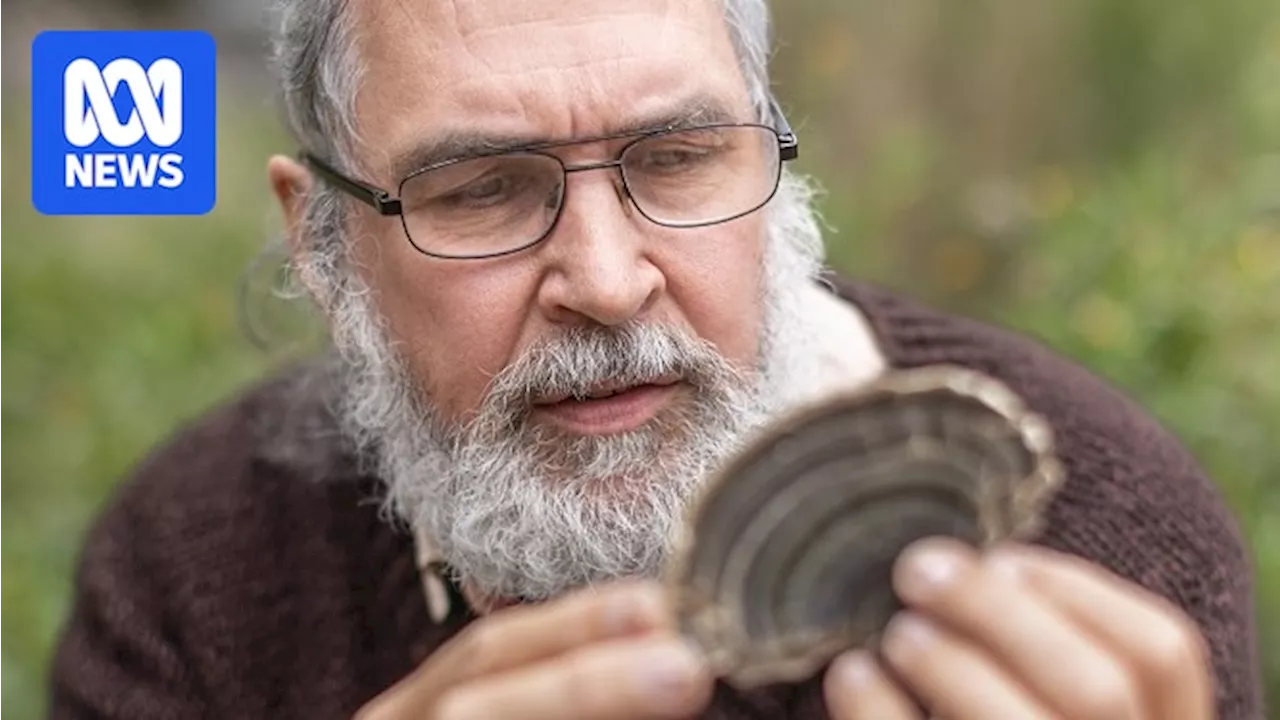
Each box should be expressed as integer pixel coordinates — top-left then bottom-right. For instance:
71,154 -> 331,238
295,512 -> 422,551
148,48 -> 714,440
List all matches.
32,31 -> 216,216
63,57 -> 185,189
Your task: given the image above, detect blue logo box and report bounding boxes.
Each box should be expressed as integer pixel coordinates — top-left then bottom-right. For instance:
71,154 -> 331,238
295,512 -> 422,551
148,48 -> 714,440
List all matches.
31,30 -> 217,215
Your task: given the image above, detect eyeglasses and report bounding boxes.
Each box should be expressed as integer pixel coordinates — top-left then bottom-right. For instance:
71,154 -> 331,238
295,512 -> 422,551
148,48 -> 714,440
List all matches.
302,103 -> 799,260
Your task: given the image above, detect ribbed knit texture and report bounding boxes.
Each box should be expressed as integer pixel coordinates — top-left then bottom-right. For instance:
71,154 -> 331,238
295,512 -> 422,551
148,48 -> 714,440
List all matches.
47,278 -> 1264,719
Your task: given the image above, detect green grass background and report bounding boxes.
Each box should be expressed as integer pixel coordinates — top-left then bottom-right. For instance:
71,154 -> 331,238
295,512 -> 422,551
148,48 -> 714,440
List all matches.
3,2 -> 1278,717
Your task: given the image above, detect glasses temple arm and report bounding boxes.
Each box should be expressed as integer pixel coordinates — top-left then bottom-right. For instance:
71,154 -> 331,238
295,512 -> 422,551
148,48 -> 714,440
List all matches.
300,153 -> 403,216
767,97 -> 799,162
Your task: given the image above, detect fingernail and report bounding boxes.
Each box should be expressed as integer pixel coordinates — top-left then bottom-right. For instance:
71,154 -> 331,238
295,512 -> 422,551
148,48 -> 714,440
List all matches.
832,650 -> 876,690
638,640 -> 703,699
897,541 -> 968,601
883,612 -> 937,664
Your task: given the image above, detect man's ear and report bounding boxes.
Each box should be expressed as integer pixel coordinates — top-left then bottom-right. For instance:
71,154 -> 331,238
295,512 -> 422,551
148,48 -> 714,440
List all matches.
267,154 -> 338,313
267,154 -> 312,261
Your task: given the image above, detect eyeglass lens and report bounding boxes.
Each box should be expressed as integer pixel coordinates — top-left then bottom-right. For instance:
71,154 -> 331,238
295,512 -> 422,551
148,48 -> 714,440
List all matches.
397,125 -> 781,258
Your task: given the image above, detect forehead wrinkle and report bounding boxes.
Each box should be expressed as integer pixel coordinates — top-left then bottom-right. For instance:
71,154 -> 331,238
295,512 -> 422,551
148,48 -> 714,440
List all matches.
362,0 -> 487,91
372,0 -> 712,85
447,0 -> 680,37
455,19 -> 696,79
456,10 -> 674,39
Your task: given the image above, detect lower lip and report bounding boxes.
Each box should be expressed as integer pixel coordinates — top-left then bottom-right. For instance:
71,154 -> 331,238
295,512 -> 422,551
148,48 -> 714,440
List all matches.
533,384 -> 680,435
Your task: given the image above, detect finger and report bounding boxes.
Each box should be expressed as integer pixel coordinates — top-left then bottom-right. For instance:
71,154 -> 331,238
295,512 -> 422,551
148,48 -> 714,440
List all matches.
880,612 -> 1053,720
448,580 -> 673,678
374,581 -> 671,715
990,544 -> 1215,720
824,649 -> 924,720
893,538 -> 1145,718
434,635 -> 714,720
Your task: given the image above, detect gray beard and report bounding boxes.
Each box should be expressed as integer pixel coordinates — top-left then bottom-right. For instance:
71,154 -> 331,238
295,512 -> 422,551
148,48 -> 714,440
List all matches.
330,173 -> 828,602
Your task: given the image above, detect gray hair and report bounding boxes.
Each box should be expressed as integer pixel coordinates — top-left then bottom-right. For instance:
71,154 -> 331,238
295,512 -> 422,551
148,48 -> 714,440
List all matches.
266,0 -> 779,305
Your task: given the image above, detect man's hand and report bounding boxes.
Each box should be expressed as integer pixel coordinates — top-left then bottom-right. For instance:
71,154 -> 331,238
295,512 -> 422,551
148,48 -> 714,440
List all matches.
823,538 -> 1215,719
355,581 -> 714,720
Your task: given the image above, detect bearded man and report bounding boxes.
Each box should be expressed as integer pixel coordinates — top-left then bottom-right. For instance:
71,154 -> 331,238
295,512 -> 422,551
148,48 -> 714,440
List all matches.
49,0 -> 1263,718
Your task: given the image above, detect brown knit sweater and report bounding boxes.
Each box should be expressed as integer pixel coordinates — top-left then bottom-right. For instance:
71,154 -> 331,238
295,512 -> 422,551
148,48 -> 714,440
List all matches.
47,278 -> 1264,719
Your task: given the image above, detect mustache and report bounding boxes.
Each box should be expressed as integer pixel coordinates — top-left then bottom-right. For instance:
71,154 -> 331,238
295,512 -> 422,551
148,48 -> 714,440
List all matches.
479,322 -> 746,420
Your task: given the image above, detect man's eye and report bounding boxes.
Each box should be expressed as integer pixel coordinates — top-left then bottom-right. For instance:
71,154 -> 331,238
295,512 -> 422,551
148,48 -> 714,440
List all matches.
636,144 -> 718,172
440,174 -> 522,208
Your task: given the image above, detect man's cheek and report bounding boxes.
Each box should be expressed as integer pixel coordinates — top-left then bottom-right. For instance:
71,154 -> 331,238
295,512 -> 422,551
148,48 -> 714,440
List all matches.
696,279 -> 766,367
426,331 -> 518,418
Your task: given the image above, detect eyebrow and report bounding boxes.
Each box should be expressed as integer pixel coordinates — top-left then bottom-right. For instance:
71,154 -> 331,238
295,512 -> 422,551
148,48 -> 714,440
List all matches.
388,93 -> 743,180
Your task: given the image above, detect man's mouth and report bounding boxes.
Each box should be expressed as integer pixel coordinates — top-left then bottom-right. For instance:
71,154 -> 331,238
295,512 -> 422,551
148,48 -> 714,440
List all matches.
532,375 -> 682,405
530,375 -> 683,435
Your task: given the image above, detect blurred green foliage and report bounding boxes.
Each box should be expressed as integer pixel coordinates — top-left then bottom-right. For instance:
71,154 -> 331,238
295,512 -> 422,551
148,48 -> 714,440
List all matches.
3,1 -> 1277,717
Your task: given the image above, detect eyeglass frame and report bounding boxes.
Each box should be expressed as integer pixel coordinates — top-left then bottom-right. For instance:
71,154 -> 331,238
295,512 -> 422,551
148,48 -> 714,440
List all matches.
300,98 -> 800,260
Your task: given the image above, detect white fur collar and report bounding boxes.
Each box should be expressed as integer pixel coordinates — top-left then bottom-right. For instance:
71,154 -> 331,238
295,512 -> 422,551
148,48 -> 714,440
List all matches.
791,281 -> 889,402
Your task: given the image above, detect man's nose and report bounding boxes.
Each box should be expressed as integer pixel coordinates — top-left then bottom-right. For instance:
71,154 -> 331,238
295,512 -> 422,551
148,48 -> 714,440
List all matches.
536,171 -> 665,327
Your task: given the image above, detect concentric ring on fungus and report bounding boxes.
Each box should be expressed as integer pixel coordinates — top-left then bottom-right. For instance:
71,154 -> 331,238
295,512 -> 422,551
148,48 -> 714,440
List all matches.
663,365 -> 1065,688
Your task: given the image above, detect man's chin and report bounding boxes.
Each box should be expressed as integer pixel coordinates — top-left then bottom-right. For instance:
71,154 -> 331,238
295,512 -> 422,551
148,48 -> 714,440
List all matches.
571,471 -> 674,503
521,420 -> 699,490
